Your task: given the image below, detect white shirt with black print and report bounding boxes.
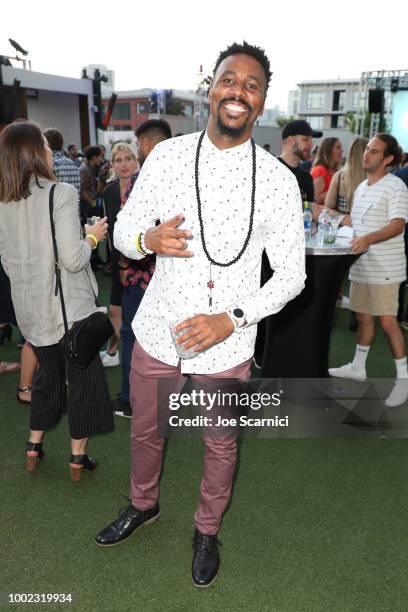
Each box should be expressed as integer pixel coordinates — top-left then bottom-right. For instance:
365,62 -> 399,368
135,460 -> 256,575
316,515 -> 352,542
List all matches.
114,131 -> 305,374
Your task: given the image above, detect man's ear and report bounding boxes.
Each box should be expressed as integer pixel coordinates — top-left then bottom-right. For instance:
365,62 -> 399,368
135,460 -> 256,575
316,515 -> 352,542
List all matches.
138,136 -> 144,150
384,154 -> 394,168
208,87 -> 213,104
145,138 -> 157,158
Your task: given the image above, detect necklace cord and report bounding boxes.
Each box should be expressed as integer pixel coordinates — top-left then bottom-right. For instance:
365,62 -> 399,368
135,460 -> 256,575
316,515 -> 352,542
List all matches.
195,130 -> 256,268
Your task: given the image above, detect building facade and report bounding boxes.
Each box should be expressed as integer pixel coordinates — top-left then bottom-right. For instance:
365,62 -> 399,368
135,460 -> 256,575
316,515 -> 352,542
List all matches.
0,64 -> 96,147
286,78 -> 363,152
102,88 -> 210,133
294,78 -> 361,131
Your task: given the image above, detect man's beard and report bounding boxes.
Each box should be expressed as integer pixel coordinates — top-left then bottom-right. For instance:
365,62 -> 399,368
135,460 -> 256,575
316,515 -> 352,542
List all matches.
293,143 -> 309,162
216,97 -> 252,139
216,114 -> 249,139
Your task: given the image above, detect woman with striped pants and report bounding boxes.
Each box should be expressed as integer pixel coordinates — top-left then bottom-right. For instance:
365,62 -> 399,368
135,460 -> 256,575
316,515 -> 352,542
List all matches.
0,121 -> 114,480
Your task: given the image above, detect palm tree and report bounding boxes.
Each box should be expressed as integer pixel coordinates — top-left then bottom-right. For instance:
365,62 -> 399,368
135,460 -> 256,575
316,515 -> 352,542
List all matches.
344,111 -> 357,134
345,111 -> 373,138
150,90 -> 185,116
275,115 -> 295,128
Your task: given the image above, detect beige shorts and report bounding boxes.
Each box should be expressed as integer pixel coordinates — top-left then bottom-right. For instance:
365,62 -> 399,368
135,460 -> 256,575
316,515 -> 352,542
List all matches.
349,282 -> 400,316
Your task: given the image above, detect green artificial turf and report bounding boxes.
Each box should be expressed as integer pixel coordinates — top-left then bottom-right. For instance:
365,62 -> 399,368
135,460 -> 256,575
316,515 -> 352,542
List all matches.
1,275 -> 408,611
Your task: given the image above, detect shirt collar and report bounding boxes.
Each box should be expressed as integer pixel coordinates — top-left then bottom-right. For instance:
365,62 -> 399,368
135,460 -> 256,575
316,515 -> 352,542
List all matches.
202,130 -> 252,157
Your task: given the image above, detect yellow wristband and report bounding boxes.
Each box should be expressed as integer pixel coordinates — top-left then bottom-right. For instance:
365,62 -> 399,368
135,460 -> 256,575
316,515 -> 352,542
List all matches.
87,234 -> 98,249
135,232 -> 146,255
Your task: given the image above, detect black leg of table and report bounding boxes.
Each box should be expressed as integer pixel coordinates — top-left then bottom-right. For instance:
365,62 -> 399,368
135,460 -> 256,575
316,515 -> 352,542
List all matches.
261,255 -> 358,378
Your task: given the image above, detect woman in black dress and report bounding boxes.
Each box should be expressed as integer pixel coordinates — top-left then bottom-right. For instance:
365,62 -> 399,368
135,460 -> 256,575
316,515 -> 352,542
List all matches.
100,143 -> 139,367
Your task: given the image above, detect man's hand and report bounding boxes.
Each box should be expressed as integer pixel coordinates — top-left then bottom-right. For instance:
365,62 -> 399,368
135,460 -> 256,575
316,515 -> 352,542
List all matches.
351,234 -> 371,254
144,214 -> 193,257
175,313 -> 235,352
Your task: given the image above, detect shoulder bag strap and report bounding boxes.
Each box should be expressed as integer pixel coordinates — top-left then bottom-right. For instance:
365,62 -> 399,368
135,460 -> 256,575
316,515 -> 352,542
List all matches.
49,184 -> 69,333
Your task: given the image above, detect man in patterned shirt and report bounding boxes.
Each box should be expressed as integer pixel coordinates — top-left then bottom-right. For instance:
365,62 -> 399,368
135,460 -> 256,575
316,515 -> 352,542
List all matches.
43,128 -> 80,195
95,41 -> 305,587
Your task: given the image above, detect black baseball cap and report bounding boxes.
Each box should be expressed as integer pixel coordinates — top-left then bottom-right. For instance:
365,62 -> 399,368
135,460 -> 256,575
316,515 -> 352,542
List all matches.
282,119 -> 322,139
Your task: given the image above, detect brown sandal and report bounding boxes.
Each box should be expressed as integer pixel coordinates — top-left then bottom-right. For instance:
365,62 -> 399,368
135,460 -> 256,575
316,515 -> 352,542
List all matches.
26,441 -> 44,472
69,454 -> 97,481
17,386 -> 32,404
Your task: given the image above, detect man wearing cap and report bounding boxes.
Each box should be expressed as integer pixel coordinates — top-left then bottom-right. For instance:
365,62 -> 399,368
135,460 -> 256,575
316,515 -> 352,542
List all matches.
278,120 -> 322,208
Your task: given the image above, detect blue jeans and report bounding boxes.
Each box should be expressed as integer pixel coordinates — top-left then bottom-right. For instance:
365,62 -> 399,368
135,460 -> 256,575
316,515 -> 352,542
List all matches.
120,282 -> 145,402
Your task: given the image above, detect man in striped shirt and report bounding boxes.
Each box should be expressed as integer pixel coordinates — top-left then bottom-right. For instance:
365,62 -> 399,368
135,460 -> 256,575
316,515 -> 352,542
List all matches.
329,134 -> 408,407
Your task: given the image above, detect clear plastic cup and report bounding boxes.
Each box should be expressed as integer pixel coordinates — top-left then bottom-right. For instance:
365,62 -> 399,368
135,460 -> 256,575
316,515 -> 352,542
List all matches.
169,321 -> 198,360
86,216 -> 101,226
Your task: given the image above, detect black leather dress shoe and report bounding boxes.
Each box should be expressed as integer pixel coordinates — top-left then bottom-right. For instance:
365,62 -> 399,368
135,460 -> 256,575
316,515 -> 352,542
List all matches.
94,503 -> 160,547
192,528 -> 221,587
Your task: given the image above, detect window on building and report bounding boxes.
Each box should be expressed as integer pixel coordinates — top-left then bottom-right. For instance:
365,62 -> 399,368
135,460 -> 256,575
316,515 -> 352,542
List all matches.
306,92 -> 325,110
352,90 -> 360,109
112,103 -> 131,120
331,115 -> 345,128
137,102 -> 149,114
112,125 -> 132,131
332,90 -> 345,111
306,116 -> 324,129
184,104 -> 193,116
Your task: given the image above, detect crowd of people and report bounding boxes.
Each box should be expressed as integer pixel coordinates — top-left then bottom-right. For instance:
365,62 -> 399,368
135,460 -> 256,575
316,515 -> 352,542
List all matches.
275,118 -> 408,406
1,40 -> 408,587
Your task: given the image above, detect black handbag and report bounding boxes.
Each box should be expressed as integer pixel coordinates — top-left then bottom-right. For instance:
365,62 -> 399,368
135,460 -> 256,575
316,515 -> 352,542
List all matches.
49,184 -> 114,368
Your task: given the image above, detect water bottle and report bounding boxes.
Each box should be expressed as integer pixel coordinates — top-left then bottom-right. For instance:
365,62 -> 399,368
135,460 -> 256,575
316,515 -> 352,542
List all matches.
318,209 -> 330,245
303,201 -> 312,242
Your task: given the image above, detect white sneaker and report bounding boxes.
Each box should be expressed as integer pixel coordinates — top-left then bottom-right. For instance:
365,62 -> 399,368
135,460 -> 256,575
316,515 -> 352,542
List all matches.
336,296 -> 350,309
252,357 -> 262,369
100,350 -> 120,367
385,379 -> 408,407
328,362 -> 367,381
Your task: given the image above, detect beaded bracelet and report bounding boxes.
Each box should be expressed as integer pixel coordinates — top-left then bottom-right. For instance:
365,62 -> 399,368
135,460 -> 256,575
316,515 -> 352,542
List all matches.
141,232 -> 153,255
135,232 -> 153,256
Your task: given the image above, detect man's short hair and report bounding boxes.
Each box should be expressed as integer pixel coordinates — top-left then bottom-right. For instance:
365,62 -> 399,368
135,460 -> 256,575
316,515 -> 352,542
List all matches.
212,41 -> 272,93
67,143 -> 77,153
44,128 -> 64,152
135,119 -> 172,140
84,145 -> 102,160
375,133 -> 402,167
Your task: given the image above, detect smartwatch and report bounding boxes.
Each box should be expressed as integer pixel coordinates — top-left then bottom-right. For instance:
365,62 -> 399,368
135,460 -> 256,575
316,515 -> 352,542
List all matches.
226,307 -> 247,331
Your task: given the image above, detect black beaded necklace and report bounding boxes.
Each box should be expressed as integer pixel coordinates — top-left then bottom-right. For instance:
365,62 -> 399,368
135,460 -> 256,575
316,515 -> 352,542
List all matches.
195,130 -> 256,307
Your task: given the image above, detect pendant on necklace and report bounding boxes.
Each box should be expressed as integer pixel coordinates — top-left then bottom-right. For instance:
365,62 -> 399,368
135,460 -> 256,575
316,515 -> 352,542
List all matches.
207,264 -> 214,307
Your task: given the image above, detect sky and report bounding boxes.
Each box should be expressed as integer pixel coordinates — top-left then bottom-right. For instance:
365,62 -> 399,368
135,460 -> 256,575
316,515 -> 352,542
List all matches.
2,1 -> 407,112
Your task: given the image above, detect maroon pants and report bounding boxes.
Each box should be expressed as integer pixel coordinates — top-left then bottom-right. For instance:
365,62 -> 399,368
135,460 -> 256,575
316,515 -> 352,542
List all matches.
129,340 -> 251,535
